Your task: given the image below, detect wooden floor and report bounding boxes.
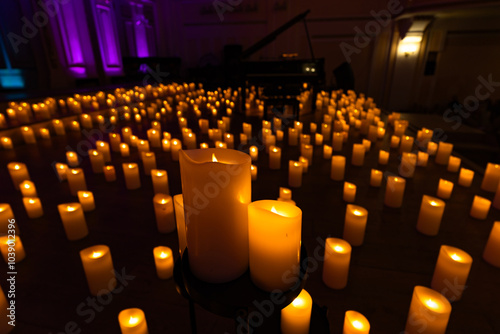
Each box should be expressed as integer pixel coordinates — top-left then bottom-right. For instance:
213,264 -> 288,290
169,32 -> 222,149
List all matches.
0,103 -> 499,334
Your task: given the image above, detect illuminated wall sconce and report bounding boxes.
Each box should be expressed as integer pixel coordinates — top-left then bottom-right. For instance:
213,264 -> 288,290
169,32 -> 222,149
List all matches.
399,35 -> 422,57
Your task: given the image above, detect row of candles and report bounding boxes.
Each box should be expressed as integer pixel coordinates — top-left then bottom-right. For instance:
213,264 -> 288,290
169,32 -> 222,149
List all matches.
2,86 -> 500,333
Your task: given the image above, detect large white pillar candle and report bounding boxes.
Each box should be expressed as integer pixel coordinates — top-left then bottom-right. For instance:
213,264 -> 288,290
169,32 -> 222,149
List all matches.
118,308 -> 148,334
384,176 -> 406,208
416,195 -> 445,236
153,246 -> 174,279
405,286 -> 451,334
483,221 -> 500,267
331,156 -> 346,181
343,205 -> 368,246
323,238 -> 351,289
8,162 -> 30,190
123,163 -> 141,190
58,203 -> 88,240
179,148 -> 251,283
153,194 -> 176,233
280,289 -> 312,334
248,200 -> 301,291
173,194 -> 187,256
67,168 -> 87,195
431,245 -> 472,301
80,245 -> 116,296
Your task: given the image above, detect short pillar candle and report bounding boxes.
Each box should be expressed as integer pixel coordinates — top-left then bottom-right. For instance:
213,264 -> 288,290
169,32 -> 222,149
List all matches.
431,245 -> 472,301
80,245 -> 116,296
322,238 -> 351,289
416,195 -> 446,236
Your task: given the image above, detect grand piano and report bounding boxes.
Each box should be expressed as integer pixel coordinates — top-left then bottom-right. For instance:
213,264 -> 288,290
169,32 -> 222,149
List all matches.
235,10 -> 325,115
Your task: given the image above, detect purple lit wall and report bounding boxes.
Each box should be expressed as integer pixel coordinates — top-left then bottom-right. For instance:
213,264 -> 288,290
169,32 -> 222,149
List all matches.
57,2 -> 86,75
135,18 -> 149,58
93,1 -> 123,75
124,1 -> 157,58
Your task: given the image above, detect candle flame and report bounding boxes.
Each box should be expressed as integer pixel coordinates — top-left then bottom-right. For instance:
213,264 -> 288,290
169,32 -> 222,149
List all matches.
251,165 -> 256,171
92,151 -> 98,156
425,299 -> 439,309
3,138 -> 8,142
292,297 -> 305,307
59,165 -> 65,169
156,171 -> 164,177
92,251 -> 103,258
272,147 -> 279,153
128,316 -> 139,325
212,154 -> 218,162
82,192 -> 90,198
161,199 -> 167,204
271,206 -> 278,214
353,210 -> 362,216
294,162 -> 301,167
128,164 -> 134,169
160,252 -> 168,259
334,245 -> 344,252
451,253 -> 462,261
14,164 -> 20,170
121,144 -> 127,148
66,206 -> 76,212
430,201 -> 438,206
24,183 -> 30,189
28,199 -> 35,204
23,127 -> 29,131
352,320 -> 364,329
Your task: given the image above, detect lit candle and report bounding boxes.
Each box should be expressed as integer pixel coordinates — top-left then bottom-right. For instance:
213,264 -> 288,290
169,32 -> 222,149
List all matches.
269,146 -> 281,170
179,149 -> 251,283
173,194 -> 187,256
224,133 -> 234,149
323,238 -> 351,289
71,120 -> 81,132
332,132 -> 343,152
200,142 -> 209,149
276,129 -> 284,141
118,308 -> 148,334
153,246 -> 174,279
8,162 -> 30,190
469,195 -> 490,220
378,150 -> 389,165
481,163 -> 500,192
66,151 -> 79,167
185,132 -> 197,150
416,195 -> 445,236
39,128 -> 51,140
280,289 -> 312,334
109,133 -> 122,152
390,135 -> 400,148
55,163 -> 68,181
23,197 -> 43,218
314,133 -> 323,146
331,156 -> 346,181
89,150 -> 104,173
151,169 -> 169,195
20,180 -> 37,197
370,169 -> 383,187
53,119 -> 65,135
239,133 -> 248,146
0,235 -> 26,263
458,168 -> 474,187
123,163 -> 141,190
141,152 -> 157,176
103,165 -> 116,182
362,139 -> 371,152
405,286 -> 451,334
447,156 -> 461,172
170,139 -> 182,161
77,191 -> 95,211
400,136 -> 414,153
248,200 -> 301,291
288,161 -> 303,187
162,139 -> 171,152
431,245 -> 472,301
323,145 -> 332,159
299,156 -> 309,173
80,245 -> 116,296
436,179 -> 453,200
427,141 -> 438,155
251,164 -> 258,181
199,119 -> 209,134
21,126 -> 36,144
343,182 -> 357,203
67,168 -> 87,195
417,151 -> 428,167
242,122 -> 252,138
96,141 -> 111,162
153,194 -> 176,233
435,142 -> 453,165
384,176 -> 406,208
494,183 -> 500,210
1,137 -> 13,149
57,203 -> 88,240
343,205 -> 368,246
351,144 -> 365,166
147,129 -> 161,148
377,127 -> 386,139
80,114 -> 92,128
288,128 -> 298,146
399,152 -> 417,178
279,187 -> 293,201
343,310 -> 370,334
121,127 -> 132,144
249,146 -> 258,161
483,221 -> 500,267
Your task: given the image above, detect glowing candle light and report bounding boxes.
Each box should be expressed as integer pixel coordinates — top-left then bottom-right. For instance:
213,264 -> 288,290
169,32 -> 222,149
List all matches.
249,146 -> 258,161
343,205 -> 368,246
390,135 -> 400,149
53,119 -> 66,135
153,194 -> 176,233
447,156 -> 461,173
370,169 -> 383,187
1,137 -> 13,150
332,132 -> 343,152
153,246 -> 174,279
173,194 -> 187,256
417,151 -> 428,167
0,235 -> 26,263
71,120 -> 81,132
280,289 -> 312,334
269,146 -> 281,170
118,308 -> 148,334
470,195 -> 491,220
351,144 -> 365,166
427,141 -> 438,155
288,128 -> 298,146
88,150 -> 104,173
80,245 -> 116,296
248,200 -> 302,291
378,150 -> 389,165
331,156 -> 346,181
384,176 -> 406,208
323,238 -> 351,289
436,179 -> 453,200
58,203 -> 88,240
405,286 -> 452,334
8,162 -> 30,190
431,245 -> 472,301
481,163 -> 500,192
123,163 -> 141,190
141,152 -> 157,176
121,127 -> 132,144
23,197 -> 43,218
400,152 -> 417,178
343,182 -> 357,202
435,142 -> 453,165
21,126 -> 36,144
276,129 -> 284,141
343,310 -> 370,334
458,168 -> 474,187
400,135 -> 414,153
251,164 -> 258,181
416,196 -> 446,236
109,133 -> 122,152
151,169 -> 169,195
77,191 -> 95,211
483,221 -> 500,267
323,145 -> 332,159
67,168 -> 87,195
20,180 -> 37,197
96,141 -> 111,162
170,139 -> 182,161
288,161 -> 302,187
